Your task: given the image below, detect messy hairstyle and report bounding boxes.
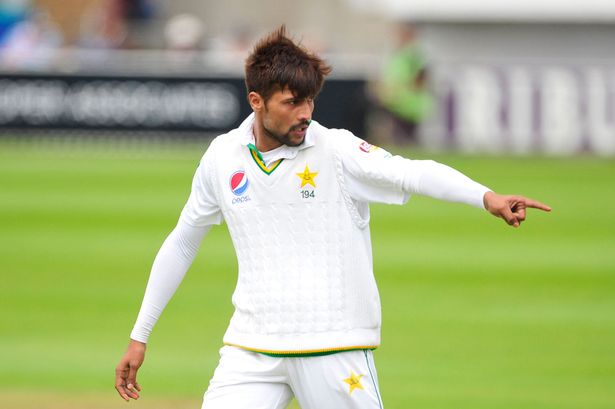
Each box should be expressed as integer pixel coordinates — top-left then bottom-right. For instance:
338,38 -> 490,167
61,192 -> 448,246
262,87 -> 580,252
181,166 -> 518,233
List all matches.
245,25 -> 332,102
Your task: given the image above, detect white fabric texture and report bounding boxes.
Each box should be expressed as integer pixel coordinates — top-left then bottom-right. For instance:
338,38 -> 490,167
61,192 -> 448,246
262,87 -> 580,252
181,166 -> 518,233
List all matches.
202,346 -> 383,409
334,129 -> 489,208
179,146 -> 224,227
208,120 -> 381,352
129,114 -> 490,346
129,222 -> 209,343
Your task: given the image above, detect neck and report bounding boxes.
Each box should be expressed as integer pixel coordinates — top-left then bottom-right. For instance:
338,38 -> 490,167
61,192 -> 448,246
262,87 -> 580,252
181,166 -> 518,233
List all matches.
253,117 -> 282,152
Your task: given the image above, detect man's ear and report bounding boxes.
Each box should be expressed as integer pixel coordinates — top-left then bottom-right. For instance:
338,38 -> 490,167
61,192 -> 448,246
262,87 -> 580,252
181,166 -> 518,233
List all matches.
248,92 -> 264,112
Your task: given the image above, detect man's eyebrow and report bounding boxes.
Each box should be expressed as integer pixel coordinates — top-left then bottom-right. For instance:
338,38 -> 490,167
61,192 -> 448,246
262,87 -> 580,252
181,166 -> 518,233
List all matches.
282,96 -> 312,103
281,96 -> 299,103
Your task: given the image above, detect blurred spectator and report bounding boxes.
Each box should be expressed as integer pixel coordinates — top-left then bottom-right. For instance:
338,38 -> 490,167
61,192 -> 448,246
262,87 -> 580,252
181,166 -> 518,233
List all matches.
377,23 -> 433,145
164,13 -> 205,51
163,13 -> 205,72
0,0 -> 30,47
122,0 -> 159,49
122,0 -> 157,21
78,0 -> 129,49
0,8 -> 63,70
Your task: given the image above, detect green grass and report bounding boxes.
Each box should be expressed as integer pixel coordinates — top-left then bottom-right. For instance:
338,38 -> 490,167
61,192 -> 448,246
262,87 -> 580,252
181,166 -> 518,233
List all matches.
1,141 -> 614,409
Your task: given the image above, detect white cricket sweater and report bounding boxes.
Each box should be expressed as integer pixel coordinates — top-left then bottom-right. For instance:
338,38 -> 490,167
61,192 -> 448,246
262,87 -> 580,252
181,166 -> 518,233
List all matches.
129,114 -> 491,354
207,121 -> 381,353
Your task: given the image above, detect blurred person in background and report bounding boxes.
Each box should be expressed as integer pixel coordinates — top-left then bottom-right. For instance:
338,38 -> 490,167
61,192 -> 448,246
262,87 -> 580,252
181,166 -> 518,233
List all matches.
0,7 -> 63,70
163,13 -> 206,71
0,0 -> 30,47
122,0 -> 157,21
164,13 -> 205,51
78,0 -> 129,49
377,23 -> 433,145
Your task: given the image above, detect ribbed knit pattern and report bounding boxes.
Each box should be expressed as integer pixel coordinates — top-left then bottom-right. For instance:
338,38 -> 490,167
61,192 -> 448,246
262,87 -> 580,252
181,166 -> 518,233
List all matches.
207,124 -> 381,352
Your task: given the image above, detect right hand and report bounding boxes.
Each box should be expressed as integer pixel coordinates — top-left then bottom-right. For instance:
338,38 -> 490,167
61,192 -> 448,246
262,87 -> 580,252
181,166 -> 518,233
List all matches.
115,339 -> 146,401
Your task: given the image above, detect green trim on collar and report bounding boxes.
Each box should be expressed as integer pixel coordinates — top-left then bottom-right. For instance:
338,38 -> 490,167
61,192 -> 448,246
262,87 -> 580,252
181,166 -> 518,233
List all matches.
248,144 -> 283,175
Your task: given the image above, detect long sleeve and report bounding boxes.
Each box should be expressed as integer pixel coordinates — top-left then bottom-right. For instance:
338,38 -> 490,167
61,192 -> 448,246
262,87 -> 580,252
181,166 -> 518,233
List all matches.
130,142 -> 223,343
129,220 -> 210,343
400,159 -> 490,209
336,131 -> 490,208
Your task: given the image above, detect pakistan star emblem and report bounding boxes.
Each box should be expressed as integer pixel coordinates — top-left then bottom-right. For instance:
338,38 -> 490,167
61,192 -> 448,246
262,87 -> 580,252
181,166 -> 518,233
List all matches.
296,164 -> 318,188
343,371 -> 364,394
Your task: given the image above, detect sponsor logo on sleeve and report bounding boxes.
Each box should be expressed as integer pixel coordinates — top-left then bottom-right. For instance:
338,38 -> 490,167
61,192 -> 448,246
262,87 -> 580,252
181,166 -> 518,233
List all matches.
359,141 -> 379,153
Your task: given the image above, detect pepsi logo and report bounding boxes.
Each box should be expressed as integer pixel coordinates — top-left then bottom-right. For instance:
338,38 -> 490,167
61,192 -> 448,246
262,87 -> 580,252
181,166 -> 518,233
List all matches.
230,170 -> 249,196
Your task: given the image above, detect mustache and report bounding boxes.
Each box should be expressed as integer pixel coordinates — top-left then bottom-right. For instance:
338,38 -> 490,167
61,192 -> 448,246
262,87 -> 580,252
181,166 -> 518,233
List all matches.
289,120 -> 311,131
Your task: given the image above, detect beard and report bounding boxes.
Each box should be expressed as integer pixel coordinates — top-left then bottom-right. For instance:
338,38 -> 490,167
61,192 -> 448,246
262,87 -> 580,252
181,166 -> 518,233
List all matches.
263,120 -> 310,147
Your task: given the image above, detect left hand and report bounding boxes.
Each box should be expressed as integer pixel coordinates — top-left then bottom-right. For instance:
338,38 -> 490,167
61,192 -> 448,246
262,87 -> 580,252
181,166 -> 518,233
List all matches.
483,191 -> 551,228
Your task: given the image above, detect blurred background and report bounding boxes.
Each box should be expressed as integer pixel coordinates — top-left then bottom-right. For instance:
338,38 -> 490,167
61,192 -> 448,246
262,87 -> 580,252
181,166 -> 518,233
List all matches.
1,1 -> 614,409
2,0 -> 615,153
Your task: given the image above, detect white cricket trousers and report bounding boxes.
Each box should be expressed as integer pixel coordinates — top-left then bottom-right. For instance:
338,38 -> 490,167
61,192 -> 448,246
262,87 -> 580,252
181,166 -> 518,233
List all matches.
202,345 -> 384,409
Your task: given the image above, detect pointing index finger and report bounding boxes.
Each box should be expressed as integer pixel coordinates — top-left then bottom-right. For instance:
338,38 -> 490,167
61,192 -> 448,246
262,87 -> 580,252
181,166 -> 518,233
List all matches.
524,198 -> 552,212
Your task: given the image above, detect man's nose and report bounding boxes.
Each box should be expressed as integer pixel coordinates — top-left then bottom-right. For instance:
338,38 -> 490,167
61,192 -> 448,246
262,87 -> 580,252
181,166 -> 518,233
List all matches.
297,101 -> 313,121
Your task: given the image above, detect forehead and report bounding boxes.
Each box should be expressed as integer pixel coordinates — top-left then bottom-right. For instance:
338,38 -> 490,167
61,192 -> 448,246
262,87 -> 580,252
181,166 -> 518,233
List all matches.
268,87 -> 296,101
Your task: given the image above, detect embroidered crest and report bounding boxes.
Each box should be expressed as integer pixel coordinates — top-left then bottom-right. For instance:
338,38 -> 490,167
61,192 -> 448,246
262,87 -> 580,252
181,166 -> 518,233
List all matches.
296,164 -> 318,188
343,371 -> 364,394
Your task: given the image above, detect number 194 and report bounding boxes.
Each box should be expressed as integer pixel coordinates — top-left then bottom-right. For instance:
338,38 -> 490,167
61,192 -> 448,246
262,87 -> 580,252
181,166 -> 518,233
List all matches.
301,190 -> 315,199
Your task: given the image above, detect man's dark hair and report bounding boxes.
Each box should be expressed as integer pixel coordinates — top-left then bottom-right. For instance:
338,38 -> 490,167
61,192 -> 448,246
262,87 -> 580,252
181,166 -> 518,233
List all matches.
245,25 -> 332,102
